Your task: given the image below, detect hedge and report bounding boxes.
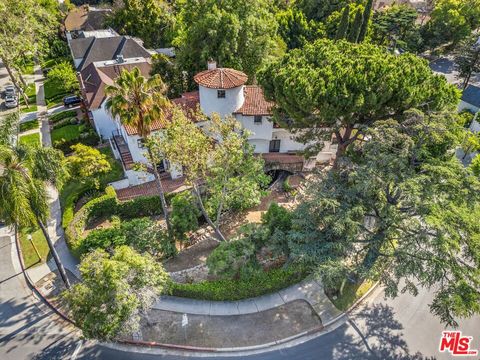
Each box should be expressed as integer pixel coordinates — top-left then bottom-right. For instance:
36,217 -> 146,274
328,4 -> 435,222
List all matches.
170,264 -> 309,301
49,109 -> 77,123
65,186 -> 168,255
19,119 -> 39,132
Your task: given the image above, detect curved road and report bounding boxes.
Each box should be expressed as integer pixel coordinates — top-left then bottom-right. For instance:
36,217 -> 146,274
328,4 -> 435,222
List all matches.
1,230 -> 479,360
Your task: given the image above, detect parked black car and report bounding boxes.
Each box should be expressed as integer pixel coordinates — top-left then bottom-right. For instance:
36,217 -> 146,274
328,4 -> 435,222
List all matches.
63,95 -> 82,107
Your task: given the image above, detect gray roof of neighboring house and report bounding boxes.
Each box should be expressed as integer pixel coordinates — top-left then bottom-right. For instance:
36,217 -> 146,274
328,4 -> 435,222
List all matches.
461,85 -> 480,108
70,36 -> 151,71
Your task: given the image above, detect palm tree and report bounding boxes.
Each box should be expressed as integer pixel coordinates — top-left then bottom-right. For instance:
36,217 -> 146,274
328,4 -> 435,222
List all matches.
0,145 -> 71,288
105,67 -> 173,236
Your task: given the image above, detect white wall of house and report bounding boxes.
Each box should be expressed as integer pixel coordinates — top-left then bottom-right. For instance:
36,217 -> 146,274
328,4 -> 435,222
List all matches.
126,169 -> 155,186
235,114 -> 273,142
272,129 -> 307,153
92,101 -> 118,140
199,85 -> 244,118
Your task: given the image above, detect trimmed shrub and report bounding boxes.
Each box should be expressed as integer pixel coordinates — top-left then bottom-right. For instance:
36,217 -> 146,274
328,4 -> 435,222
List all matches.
19,119 -> 39,132
170,191 -> 201,242
261,203 -> 293,235
206,238 -> 257,279
49,110 -> 77,123
170,264 -> 309,301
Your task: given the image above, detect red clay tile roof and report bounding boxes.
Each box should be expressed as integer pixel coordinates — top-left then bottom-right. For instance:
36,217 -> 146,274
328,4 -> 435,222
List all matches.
115,177 -> 186,201
194,68 -> 248,89
234,86 -> 274,116
124,91 -> 201,136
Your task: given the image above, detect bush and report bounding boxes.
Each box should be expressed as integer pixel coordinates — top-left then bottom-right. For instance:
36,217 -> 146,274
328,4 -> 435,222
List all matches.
170,264 -> 309,301
81,217 -> 175,259
53,130 -> 99,154
206,238 -> 257,279
19,119 -> 39,132
170,192 -> 200,242
50,110 -> 77,123
261,203 -> 293,235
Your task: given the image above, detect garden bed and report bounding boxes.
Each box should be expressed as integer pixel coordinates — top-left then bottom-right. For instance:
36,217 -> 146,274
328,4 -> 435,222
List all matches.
19,83 -> 37,113
51,123 -> 99,154
328,280 -> 375,311
44,78 -> 73,108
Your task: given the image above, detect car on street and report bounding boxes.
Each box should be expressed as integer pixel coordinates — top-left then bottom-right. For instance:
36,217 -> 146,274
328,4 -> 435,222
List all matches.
4,94 -> 18,108
4,84 -> 15,97
63,95 -> 82,107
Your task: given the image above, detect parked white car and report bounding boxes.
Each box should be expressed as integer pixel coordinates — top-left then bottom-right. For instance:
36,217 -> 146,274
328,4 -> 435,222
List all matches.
4,94 -> 18,108
4,85 -> 15,97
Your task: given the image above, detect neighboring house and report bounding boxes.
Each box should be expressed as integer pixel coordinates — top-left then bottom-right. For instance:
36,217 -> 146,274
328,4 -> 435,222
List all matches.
64,5 -> 114,43
69,36 -> 151,71
459,84 -> 480,133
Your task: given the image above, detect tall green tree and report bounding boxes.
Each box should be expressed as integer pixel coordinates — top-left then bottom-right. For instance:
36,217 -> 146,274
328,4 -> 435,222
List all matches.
150,54 -> 188,98
0,0 -> 57,104
371,5 -> 422,52
105,67 -> 173,236
335,5 -> 350,40
47,61 -> 79,94
422,0 -> 480,48
259,39 -> 459,162
67,144 -> 111,187
288,111 -> 480,327
347,7 -> 363,43
63,246 -> 169,340
174,0 -> 283,85
276,7 -> 325,50
357,0 -> 373,42
297,0 -> 351,22
108,0 -> 175,48
0,144 -> 71,288
155,109 -> 268,241
455,35 -> 480,89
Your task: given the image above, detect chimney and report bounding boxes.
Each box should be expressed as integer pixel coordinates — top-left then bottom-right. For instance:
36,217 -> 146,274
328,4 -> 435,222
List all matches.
116,54 -> 125,64
207,59 -> 217,70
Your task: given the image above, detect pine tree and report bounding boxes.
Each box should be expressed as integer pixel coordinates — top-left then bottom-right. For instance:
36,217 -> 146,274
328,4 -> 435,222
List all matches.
335,5 -> 350,40
348,8 -> 363,42
358,0 -> 373,42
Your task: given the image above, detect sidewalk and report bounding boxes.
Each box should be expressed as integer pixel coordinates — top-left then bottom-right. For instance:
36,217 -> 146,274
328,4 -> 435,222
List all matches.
153,278 -> 342,325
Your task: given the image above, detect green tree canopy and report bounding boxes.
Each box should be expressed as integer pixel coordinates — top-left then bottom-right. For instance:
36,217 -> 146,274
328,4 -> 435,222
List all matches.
108,0 -> 175,48
287,110 -> 480,327
371,5 -> 423,52
63,246 -> 169,340
47,61 -> 79,93
150,54 -> 188,98
67,144 -> 111,186
454,34 -> 480,89
259,39 -> 459,160
296,0 -> 351,22
174,0 -> 284,84
276,7 -> 325,50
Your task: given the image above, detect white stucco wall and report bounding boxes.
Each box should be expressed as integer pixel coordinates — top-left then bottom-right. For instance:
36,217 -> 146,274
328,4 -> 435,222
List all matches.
248,139 -> 270,153
272,129 -> 307,153
199,85 -> 244,118
92,102 -> 117,140
470,119 -> 480,133
235,114 -> 273,141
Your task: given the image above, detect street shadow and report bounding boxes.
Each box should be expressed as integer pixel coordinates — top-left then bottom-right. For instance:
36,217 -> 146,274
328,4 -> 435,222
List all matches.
30,337 -> 78,360
244,303 -> 436,360
429,58 -> 455,75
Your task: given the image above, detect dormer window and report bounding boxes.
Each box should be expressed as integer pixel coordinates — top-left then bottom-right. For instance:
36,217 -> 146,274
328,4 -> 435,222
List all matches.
254,115 -> 262,124
217,90 -> 226,98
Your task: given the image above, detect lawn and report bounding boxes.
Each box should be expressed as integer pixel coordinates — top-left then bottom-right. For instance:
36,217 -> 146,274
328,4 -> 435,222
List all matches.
44,78 -> 72,108
19,119 -> 39,132
19,228 -> 49,268
330,279 -> 375,311
60,146 -> 124,228
19,83 -> 37,113
41,56 -> 70,70
51,124 -> 83,143
19,132 -> 41,147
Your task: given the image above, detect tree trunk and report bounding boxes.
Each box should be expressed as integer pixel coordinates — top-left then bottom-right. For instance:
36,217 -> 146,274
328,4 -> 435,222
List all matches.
3,60 -> 29,106
37,218 -> 71,289
463,49 -> 480,90
215,181 -> 227,227
192,183 -> 226,242
146,147 -> 173,238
